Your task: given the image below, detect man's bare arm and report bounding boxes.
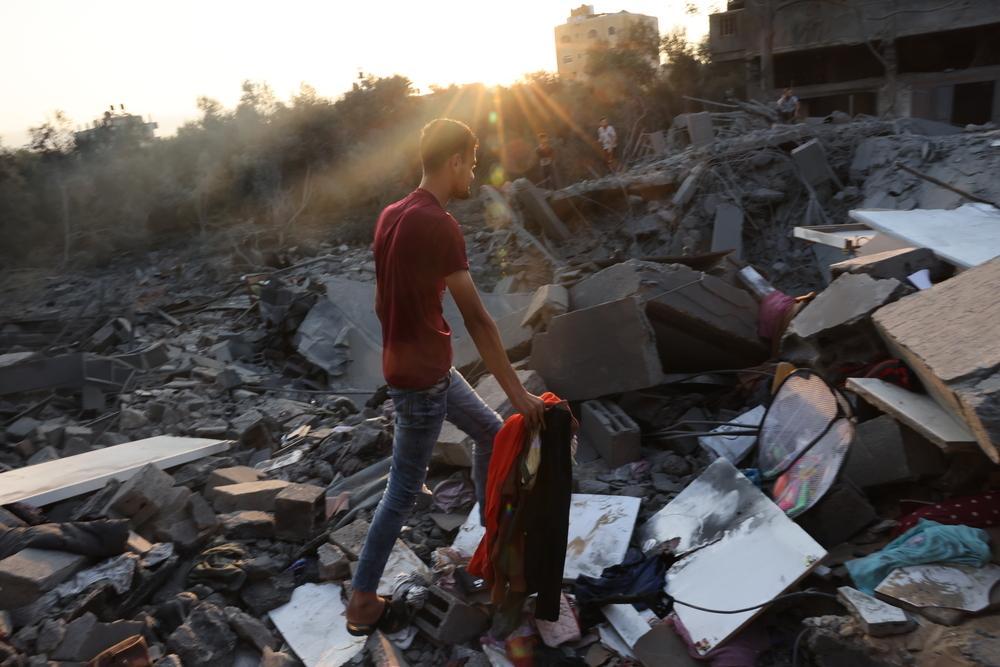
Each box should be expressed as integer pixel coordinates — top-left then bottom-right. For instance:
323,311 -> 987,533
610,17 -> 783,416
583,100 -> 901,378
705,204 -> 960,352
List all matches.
445,270 -> 545,430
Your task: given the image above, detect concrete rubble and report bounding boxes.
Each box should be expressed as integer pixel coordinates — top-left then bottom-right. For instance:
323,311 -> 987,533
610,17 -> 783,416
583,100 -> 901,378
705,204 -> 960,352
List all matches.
1,110 -> 1000,667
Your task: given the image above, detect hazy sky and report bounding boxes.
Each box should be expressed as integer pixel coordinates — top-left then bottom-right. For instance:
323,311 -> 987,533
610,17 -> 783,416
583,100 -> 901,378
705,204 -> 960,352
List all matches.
0,1 -> 719,147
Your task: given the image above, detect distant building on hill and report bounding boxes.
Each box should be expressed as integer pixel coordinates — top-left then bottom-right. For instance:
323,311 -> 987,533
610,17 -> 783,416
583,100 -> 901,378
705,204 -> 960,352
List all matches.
554,5 -> 659,81
75,104 -> 158,151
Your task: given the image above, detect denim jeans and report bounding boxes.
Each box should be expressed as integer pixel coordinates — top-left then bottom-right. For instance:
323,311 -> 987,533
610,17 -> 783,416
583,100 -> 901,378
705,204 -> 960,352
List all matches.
352,367 -> 503,593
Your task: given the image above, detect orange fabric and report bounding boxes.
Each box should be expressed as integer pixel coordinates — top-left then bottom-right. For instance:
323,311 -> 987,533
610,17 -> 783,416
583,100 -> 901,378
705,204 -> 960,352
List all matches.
468,392 -> 564,581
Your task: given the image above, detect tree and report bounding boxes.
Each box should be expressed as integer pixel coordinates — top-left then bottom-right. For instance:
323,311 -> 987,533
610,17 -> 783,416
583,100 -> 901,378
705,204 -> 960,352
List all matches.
28,110 -> 75,156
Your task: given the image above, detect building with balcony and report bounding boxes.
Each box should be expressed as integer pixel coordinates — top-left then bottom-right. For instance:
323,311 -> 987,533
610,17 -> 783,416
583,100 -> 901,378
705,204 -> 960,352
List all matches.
554,5 -> 659,80
707,0 -> 1000,125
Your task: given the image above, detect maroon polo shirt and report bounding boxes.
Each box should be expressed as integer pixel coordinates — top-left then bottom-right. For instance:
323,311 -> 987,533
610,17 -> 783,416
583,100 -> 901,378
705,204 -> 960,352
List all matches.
373,188 -> 469,389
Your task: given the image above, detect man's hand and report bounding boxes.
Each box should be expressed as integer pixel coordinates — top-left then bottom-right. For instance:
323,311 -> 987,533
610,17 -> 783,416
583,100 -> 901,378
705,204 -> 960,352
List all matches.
511,388 -> 546,432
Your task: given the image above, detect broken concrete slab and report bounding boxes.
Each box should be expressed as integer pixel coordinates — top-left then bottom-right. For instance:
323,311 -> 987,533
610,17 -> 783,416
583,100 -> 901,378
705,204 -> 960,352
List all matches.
50,612 -> 144,662
875,563 -> 1000,621
329,519 -> 370,560
850,203 -> 1000,269
672,164 -> 705,208
837,586 -> 915,637
530,297 -> 664,401
521,284 -> 569,331
378,540 -> 432,596
830,247 -> 942,283
105,463 -> 177,523
873,256 -> 1000,462
219,511 -> 276,539
580,400 -> 641,469
167,602 -> 237,667
843,416 -> 944,488
0,548 -> 88,607
783,272 -> 909,368
0,436 -> 230,507
211,480 -> 291,513
452,306 -> 534,372
512,178 -> 572,241
797,482 -> 877,547
269,583 -> 366,667
571,260 -> 766,372
317,543 -> 351,581
792,138 -> 839,188
686,112 -> 714,147
710,203 -> 743,259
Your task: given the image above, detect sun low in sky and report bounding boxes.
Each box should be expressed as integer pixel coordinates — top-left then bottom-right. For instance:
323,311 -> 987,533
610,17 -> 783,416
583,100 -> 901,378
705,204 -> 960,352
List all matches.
0,0 -> 717,147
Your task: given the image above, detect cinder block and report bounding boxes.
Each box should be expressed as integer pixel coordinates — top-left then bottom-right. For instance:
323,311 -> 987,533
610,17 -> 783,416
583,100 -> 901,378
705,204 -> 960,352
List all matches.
412,585 -> 489,644
686,112 -> 714,147
792,139 -> 836,187
274,483 -> 326,541
317,543 -> 351,581
0,548 -> 87,607
211,480 -> 290,513
580,401 -> 641,468
844,416 -> 944,488
797,482 -> 876,547
329,519 -> 370,560
206,466 -> 263,494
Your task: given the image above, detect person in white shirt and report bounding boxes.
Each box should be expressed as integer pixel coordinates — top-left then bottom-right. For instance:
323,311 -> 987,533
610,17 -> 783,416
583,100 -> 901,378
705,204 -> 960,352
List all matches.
776,88 -> 800,124
597,117 -> 618,173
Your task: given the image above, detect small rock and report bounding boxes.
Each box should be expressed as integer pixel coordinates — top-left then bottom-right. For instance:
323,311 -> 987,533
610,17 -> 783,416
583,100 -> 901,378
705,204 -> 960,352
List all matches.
119,408 -> 149,430
317,543 -> 351,582
618,484 -> 647,498
651,473 -> 684,494
167,602 -> 236,667
577,480 -> 611,495
659,453 -> 691,477
224,606 -> 277,652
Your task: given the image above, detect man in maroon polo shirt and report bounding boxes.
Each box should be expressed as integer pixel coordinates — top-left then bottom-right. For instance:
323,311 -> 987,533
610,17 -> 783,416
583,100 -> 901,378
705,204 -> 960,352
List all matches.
346,118 -> 545,635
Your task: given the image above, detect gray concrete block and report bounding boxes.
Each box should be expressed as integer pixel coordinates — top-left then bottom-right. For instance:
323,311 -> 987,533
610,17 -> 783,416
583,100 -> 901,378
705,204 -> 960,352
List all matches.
219,511 -> 276,539
686,111 -> 714,147
51,612 -> 144,662
105,463 -> 177,521
792,138 -> 837,187
521,284 -> 569,330
0,548 -> 87,607
211,480 -> 290,513
580,400 -> 641,468
672,164 -> 705,207
412,585 -> 489,644
317,543 -> 351,581
329,519 -> 370,560
710,203 -> 743,259
797,483 -> 876,547
205,466 -> 262,493
274,483 -> 325,541
837,586 -> 915,637
844,416 -> 944,488
6,417 -> 40,442
530,297 -> 664,401
512,178 -> 571,241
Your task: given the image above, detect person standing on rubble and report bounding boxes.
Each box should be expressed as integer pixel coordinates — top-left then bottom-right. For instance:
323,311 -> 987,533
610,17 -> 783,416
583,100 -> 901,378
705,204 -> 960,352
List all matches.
345,118 -> 546,636
776,88 -> 800,124
535,132 -> 557,189
597,117 -> 618,173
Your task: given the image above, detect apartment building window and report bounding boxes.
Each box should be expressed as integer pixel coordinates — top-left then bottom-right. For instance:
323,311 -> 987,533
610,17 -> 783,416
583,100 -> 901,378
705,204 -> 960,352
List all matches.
563,54 -> 574,63
588,29 -> 597,38
720,14 -> 737,37
608,26 -> 616,36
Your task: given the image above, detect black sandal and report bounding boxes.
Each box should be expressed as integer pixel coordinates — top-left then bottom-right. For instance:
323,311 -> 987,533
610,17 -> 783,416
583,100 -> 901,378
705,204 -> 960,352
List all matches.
346,596 -> 408,637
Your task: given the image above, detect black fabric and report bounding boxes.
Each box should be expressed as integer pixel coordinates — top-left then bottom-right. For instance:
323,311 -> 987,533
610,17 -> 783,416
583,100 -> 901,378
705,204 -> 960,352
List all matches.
0,519 -> 130,560
522,404 -> 573,621
572,547 -> 672,629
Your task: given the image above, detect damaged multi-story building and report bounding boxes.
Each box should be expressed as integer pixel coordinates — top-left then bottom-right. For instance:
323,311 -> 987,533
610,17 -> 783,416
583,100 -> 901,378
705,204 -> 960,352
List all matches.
708,0 -> 1000,125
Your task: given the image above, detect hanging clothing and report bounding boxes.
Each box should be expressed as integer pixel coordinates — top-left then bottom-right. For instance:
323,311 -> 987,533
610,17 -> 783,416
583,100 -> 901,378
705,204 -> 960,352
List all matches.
468,393 -> 574,621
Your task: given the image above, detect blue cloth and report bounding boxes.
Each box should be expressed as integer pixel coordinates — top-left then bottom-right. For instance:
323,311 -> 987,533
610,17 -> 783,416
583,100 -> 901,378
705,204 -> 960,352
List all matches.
353,368 -> 502,592
846,519 -> 992,594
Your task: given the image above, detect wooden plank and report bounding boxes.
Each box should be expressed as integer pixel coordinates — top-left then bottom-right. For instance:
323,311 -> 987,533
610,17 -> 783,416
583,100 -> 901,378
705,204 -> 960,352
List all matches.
846,378 -> 976,451
0,436 -> 231,507
850,203 -> 1000,268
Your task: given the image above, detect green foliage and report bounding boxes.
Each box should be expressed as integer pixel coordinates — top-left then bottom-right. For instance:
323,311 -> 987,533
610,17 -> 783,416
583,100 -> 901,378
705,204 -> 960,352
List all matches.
1,32 -> 735,266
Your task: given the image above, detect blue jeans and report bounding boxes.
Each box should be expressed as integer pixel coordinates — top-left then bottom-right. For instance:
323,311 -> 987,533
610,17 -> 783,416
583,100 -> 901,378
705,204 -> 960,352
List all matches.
352,368 -> 503,593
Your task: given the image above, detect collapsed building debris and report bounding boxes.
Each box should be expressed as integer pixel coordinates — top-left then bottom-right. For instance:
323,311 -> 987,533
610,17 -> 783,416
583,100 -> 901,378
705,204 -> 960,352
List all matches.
1,109 -> 1000,667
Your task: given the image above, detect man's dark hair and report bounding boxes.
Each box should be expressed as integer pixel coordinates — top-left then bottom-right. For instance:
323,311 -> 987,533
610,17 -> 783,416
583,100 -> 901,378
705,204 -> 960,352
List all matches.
420,119 -> 478,171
